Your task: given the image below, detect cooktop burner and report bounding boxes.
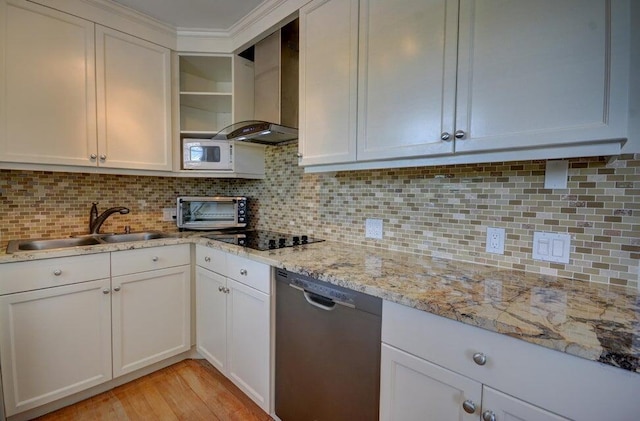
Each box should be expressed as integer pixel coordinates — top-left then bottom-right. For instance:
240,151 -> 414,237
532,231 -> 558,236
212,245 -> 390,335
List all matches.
203,230 -> 324,251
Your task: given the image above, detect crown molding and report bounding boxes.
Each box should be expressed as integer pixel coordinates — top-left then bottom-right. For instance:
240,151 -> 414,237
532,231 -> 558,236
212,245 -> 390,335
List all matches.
30,0 -> 176,48
176,0 -> 306,53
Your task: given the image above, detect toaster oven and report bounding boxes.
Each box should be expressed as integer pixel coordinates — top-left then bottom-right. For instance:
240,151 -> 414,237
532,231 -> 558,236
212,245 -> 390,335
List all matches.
176,196 -> 247,230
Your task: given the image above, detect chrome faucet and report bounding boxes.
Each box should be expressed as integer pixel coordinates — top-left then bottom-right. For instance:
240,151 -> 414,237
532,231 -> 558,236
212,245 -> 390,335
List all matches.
89,202 -> 130,234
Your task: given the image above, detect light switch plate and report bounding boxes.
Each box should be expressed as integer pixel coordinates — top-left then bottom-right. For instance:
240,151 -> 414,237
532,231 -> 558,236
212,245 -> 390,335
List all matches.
532,232 -> 571,264
365,219 -> 383,239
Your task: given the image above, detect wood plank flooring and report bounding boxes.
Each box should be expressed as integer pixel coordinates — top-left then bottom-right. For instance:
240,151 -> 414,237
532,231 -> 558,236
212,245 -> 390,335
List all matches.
35,359 -> 273,421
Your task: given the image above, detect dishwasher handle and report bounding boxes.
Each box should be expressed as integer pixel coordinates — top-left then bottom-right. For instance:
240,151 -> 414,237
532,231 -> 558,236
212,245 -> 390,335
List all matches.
304,291 -> 336,311
289,283 -> 355,310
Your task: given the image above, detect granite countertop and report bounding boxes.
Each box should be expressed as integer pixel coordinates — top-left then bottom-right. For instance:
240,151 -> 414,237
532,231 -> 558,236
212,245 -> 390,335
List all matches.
1,235 -> 638,374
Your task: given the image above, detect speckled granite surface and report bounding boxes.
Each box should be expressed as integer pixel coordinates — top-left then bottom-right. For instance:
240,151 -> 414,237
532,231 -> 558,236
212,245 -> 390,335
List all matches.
2,236 -> 638,374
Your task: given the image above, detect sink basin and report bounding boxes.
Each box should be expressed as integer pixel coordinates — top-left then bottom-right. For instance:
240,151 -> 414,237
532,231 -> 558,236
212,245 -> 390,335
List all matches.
6,231 -> 173,253
6,237 -> 102,253
99,231 -> 171,243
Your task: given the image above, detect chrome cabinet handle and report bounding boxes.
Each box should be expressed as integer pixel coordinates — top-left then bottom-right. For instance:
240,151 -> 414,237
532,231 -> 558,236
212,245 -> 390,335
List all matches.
473,352 -> 487,366
240,269 -> 247,276
99,154 -> 107,161
218,286 -> 223,292
113,286 -> 121,292
296,152 -> 303,158
224,287 -> 230,293
462,400 -> 476,414
455,130 -> 466,139
102,288 -> 110,294
440,132 -> 451,141
482,410 -> 496,421
90,153 -> 97,160
204,256 -> 211,262
53,269 -> 62,276
152,256 -> 159,262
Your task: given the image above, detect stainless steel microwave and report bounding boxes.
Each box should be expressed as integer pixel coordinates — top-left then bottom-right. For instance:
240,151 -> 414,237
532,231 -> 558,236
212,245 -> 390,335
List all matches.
182,139 -> 233,170
176,196 -> 247,230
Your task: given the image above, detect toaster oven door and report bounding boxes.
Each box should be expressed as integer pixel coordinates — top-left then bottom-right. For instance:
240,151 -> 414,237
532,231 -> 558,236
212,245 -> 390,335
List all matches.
177,198 -> 242,229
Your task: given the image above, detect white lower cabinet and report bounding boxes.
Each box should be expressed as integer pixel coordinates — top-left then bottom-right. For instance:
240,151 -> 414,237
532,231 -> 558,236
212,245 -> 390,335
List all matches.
381,300 -> 640,421
381,344 -> 566,421
111,245 -> 191,377
0,245 -> 191,416
0,255 -> 112,417
195,246 -> 271,413
381,344 -> 481,421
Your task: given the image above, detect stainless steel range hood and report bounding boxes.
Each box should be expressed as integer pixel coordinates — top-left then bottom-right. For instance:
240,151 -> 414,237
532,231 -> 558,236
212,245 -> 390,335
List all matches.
222,20 -> 299,145
212,120 -> 298,145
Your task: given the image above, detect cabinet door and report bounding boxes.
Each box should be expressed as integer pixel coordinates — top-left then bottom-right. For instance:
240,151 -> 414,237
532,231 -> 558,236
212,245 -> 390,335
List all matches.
195,266 -> 228,372
356,0 -> 458,161
482,386 -> 569,421
96,26 -> 172,171
380,343 -> 482,421
112,265 -> 191,377
455,0 -> 627,153
0,0 -> 97,166
298,0 -> 359,165
0,279 -> 112,416
227,278 -> 271,413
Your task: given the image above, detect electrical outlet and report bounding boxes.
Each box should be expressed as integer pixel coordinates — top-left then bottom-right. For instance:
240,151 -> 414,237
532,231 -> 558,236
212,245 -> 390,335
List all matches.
162,207 -> 176,222
365,219 -> 383,239
486,227 -> 505,254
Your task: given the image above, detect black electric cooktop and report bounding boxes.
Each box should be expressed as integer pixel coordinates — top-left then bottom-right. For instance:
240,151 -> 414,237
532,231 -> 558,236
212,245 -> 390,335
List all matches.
203,230 -> 324,251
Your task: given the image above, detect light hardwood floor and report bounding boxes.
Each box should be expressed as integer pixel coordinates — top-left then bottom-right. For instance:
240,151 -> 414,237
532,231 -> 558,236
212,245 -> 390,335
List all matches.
35,359 -> 273,421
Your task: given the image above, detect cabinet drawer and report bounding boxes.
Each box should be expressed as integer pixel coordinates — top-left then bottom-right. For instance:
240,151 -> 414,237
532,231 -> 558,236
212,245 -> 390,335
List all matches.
111,244 -> 190,276
382,300 -> 640,421
0,254 -> 110,295
226,253 -> 271,294
195,245 -> 227,275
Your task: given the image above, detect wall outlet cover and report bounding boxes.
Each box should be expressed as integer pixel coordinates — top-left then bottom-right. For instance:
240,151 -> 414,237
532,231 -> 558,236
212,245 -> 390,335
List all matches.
365,218 -> 383,239
162,207 -> 176,222
486,227 -> 505,254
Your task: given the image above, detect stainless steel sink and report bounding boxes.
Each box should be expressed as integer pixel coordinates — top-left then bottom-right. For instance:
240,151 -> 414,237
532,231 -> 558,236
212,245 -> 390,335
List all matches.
6,231 -> 173,253
6,237 -> 102,253
98,231 -> 171,243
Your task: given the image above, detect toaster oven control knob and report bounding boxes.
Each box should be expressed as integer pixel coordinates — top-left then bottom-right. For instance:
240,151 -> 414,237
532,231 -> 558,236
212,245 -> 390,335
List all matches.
239,210 -> 245,215
238,217 -> 245,223
239,201 -> 246,207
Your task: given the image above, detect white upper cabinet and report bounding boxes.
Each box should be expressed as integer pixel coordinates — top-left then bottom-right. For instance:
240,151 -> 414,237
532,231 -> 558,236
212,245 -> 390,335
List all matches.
299,0 -> 635,171
298,0 -> 358,165
356,0 -> 458,161
0,0 -> 173,172
0,0 -> 97,166
96,26 -> 172,171
454,0 -> 628,153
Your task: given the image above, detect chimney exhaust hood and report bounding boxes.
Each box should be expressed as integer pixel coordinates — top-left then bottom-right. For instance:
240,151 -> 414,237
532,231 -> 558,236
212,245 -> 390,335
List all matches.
219,20 -> 299,145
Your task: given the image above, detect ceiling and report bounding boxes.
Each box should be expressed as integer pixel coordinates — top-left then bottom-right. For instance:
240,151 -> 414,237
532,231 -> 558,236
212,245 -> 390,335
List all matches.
111,0 -> 266,31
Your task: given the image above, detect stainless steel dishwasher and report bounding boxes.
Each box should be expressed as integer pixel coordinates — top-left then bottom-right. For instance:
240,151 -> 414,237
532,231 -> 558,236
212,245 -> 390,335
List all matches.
275,269 -> 382,421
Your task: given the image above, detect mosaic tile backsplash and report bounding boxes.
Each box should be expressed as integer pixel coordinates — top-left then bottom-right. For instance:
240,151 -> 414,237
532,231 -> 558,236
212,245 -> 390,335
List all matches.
1,144 -> 638,288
